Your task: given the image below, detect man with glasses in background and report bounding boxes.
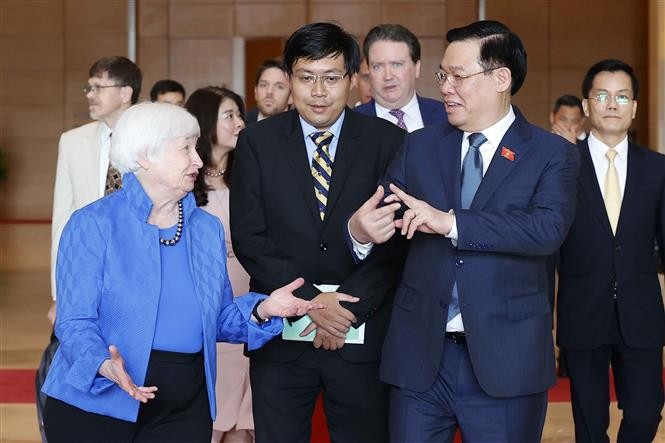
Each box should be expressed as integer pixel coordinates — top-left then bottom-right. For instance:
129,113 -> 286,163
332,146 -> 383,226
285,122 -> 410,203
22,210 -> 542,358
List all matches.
556,59 -> 665,443
348,20 -> 579,442
231,22 -> 406,443
354,24 -> 445,132
49,56 -> 141,319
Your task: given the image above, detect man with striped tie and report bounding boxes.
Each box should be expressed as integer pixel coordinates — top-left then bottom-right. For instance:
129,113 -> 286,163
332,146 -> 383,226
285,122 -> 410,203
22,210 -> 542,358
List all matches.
231,22 -> 406,443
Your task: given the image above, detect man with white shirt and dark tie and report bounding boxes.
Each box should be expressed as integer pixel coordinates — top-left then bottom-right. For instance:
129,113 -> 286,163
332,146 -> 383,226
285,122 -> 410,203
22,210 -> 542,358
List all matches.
354,24 -> 445,132
556,59 -> 665,443
348,20 -> 579,442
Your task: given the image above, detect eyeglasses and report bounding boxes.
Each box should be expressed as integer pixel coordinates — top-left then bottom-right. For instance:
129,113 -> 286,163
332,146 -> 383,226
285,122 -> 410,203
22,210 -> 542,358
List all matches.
295,73 -> 347,88
83,84 -> 126,95
589,92 -> 632,106
434,67 -> 504,87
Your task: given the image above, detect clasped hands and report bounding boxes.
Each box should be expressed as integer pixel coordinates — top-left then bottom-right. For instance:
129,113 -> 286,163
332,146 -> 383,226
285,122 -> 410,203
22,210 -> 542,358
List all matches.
349,184 -> 454,244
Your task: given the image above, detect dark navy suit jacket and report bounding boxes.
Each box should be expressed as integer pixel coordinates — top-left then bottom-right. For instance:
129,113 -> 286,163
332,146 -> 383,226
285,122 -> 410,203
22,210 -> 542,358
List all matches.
379,108 -> 580,398
353,95 -> 445,127
557,140 -> 665,349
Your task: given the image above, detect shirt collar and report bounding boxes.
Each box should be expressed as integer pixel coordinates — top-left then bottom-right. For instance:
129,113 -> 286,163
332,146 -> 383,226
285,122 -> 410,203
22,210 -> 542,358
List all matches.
587,132 -> 629,160
298,110 -> 345,141
375,92 -> 418,119
463,105 -> 516,148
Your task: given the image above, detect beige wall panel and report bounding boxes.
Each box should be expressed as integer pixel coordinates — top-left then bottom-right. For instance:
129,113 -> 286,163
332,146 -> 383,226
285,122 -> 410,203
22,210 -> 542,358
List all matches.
234,0 -> 304,3
65,69 -> 90,106
309,4 -> 381,36
0,0 -> 64,36
170,38 -> 233,96
444,0 -> 478,30
1,137 -> 58,219
64,102 -> 93,131
65,33 -> 127,71
0,224 -> 51,269
169,2 -> 233,38
138,0 -> 168,37
138,37 -> 170,101
485,0 -> 548,68
416,37 -> 445,101
65,0 -> 127,35
549,1 -> 645,69
549,67 -> 585,102
512,67 -> 550,129
0,69 -> 64,105
234,4 -> 306,38
381,3 -> 446,38
0,35 -> 65,71
0,106 -> 64,140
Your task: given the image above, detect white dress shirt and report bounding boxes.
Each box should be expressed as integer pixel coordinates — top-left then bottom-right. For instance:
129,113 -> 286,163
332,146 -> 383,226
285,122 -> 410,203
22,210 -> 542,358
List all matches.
444,106 -> 516,331
586,132 -> 628,200
374,93 -> 424,133
98,122 -> 112,197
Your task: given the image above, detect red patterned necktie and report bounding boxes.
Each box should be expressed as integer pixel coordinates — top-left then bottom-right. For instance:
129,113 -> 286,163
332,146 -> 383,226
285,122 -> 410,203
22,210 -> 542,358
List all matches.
389,108 -> 408,131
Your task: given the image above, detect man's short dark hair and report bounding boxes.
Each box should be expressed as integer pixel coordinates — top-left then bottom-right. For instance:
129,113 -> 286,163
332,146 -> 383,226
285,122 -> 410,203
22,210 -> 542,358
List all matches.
149,79 -> 186,102
89,56 -> 142,104
363,24 -> 421,64
283,22 -> 360,76
581,59 -> 639,100
254,59 -> 287,86
553,95 -> 583,114
446,20 -> 527,96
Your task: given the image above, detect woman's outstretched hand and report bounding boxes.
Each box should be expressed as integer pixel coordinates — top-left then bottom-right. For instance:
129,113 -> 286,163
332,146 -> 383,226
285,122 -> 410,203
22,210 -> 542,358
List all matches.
98,345 -> 158,403
259,278 -> 325,319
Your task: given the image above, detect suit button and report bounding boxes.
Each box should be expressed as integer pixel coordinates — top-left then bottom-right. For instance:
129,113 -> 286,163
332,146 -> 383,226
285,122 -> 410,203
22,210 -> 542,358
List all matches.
455,259 -> 464,267
319,243 -> 327,251
613,245 -> 621,252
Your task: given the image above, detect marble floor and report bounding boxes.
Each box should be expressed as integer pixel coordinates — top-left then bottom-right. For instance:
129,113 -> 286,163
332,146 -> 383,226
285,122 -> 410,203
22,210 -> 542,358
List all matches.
1,223 -> 664,443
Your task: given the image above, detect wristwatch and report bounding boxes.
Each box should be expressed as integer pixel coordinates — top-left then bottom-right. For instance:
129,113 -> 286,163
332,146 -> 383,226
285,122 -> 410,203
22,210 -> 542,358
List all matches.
252,299 -> 270,324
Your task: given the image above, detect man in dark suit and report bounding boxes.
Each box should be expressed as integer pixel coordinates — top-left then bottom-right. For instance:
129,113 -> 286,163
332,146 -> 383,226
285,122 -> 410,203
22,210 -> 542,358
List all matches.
245,59 -> 291,124
557,59 -> 665,443
354,24 -> 444,131
349,20 -> 579,442
231,22 -> 406,443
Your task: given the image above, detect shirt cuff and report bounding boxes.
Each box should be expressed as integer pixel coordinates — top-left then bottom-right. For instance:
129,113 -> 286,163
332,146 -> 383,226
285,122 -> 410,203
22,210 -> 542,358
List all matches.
348,220 -> 374,260
444,210 -> 458,245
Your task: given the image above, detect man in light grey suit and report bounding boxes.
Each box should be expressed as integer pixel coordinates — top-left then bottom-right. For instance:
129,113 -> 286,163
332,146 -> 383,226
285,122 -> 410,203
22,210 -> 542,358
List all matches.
49,56 -> 141,316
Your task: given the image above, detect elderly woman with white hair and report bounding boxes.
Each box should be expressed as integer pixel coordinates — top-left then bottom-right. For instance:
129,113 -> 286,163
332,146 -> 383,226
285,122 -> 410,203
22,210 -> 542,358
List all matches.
41,102 -> 322,442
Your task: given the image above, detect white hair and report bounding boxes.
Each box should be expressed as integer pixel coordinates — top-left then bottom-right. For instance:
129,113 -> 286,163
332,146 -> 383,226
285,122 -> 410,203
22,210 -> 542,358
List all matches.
111,102 -> 200,173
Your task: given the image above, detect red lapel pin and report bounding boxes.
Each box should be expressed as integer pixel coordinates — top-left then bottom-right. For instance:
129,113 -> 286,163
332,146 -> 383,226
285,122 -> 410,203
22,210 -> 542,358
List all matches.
501,147 -> 515,161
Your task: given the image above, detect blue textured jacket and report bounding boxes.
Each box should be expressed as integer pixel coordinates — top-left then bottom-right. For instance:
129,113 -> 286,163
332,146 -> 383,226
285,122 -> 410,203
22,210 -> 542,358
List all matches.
42,173 -> 282,422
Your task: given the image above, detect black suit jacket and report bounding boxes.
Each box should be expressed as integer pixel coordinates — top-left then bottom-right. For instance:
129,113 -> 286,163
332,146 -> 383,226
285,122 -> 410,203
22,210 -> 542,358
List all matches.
557,140 -> 665,349
231,108 -> 406,363
245,107 -> 259,124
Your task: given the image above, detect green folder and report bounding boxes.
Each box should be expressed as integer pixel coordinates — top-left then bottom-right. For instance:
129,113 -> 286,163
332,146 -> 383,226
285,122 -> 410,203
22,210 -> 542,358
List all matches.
281,283 -> 365,344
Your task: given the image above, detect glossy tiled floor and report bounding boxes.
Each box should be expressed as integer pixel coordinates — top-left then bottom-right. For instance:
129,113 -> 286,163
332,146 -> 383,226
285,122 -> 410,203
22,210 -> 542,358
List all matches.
1,224 -> 663,443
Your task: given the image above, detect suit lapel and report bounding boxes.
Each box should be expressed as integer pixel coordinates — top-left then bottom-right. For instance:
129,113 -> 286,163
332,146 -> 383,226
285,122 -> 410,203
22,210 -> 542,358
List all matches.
324,110 -> 360,226
578,141 -> 613,236
471,111 -> 531,209
436,125 -> 462,209
281,112 -> 321,224
617,143 -> 645,235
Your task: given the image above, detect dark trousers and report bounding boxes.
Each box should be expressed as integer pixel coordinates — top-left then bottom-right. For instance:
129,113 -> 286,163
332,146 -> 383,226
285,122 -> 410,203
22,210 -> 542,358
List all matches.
250,347 -> 388,443
389,337 -> 548,443
44,350 -> 212,443
563,305 -> 664,443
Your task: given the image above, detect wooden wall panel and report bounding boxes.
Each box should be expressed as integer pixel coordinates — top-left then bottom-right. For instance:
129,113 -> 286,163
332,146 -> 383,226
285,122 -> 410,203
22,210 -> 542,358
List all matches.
382,3 -> 446,37
0,0 -> 653,220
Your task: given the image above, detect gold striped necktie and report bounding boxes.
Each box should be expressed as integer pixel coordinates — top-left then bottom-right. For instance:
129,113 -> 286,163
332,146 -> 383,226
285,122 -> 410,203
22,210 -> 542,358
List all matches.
311,131 -> 334,220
